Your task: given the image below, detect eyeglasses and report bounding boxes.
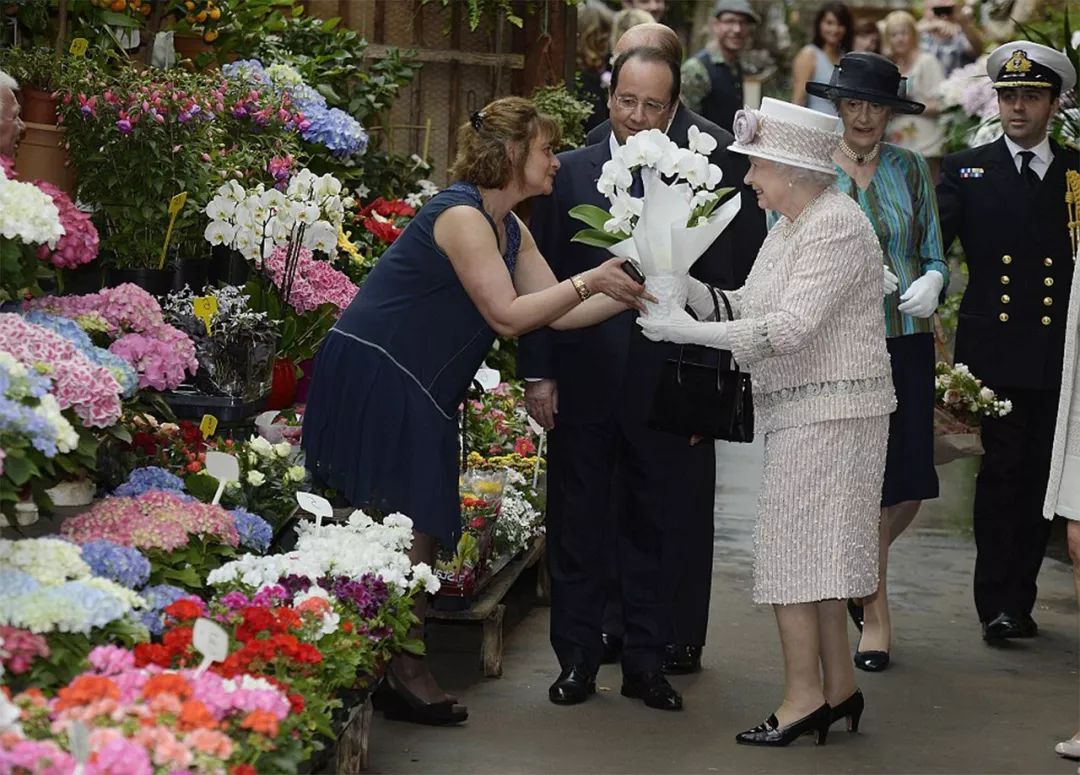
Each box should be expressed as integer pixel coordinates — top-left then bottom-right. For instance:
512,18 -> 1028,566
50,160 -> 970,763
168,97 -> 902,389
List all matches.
612,94 -> 669,116
841,99 -> 889,117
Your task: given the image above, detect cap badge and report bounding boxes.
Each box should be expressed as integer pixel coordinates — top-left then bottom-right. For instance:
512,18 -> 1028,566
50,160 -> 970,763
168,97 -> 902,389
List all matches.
1004,50 -> 1033,74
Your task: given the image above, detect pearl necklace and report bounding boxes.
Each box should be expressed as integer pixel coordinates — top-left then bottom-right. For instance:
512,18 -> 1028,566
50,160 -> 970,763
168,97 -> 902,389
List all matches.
839,137 -> 880,166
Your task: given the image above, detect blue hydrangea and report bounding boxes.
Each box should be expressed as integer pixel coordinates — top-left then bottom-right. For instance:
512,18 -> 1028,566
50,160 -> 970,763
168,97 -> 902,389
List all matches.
0,395 -> 58,456
22,311 -> 138,397
114,466 -> 186,497
222,59 -> 271,85
0,569 -> 39,597
80,540 -> 151,589
232,507 -> 273,553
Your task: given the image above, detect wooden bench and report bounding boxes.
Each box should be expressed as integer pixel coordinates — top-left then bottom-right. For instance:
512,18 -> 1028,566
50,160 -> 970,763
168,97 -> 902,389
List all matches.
426,536 -> 547,677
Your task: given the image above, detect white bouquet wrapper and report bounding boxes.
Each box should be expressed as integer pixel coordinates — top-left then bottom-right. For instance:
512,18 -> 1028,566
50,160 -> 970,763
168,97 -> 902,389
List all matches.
608,169 -> 741,319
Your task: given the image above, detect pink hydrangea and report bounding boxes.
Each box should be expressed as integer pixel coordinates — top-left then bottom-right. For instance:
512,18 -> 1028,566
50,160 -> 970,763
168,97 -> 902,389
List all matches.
25,285 -> 197,390
86,737 -> 152,775
34,182 -> 99,269
264,246 -> 358,314
60,491 -> 240,552
87,645 -> 136,676
0,313 -> 123,427
0,738 -> 76,775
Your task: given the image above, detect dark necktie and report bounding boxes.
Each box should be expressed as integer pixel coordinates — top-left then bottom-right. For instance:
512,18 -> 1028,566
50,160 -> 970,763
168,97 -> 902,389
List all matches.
629,169 -> 644,198
1018,150 -> 1040,188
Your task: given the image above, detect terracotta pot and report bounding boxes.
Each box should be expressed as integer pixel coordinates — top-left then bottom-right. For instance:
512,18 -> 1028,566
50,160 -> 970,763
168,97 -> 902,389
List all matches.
13,123 -> 76,194
267,357 -> 298,410
19,87 -> 58,125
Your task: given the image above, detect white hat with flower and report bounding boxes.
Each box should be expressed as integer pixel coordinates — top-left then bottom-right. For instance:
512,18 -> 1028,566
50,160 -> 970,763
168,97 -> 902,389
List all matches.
728,98 -> 841,176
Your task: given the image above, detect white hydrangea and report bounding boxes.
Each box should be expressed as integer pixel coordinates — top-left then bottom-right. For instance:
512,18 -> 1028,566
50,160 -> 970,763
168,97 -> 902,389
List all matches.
33,394 -> 79,454
0,538 -> 89,585
0,178 -> 65,249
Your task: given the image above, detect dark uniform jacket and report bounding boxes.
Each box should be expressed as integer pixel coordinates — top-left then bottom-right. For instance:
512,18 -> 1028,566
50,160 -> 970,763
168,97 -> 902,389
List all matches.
937,136 -> 1078,390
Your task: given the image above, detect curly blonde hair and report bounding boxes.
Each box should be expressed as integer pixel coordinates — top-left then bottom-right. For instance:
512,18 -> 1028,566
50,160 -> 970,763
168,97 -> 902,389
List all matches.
448,97 -> 561,189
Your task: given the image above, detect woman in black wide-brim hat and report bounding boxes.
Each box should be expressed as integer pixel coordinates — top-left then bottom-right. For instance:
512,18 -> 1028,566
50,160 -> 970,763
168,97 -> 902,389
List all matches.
808,52 -> 950,677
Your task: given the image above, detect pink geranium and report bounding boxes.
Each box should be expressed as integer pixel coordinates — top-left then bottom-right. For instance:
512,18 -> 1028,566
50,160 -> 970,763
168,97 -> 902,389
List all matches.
0,313 -> 123,428
264,246 -> 358,314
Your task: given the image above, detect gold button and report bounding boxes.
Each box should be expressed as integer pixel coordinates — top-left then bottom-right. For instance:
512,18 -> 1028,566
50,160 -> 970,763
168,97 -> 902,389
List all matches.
1001,294 -> 1011,303
1045,277 -> 1054,287
999,312 -> 1010,322
1044,257 -> 1053,267
1044,297 -> 1053,307
1042,316 -> 1052,326
1001,275 -> 1011,285
1002,255 -> 1013,264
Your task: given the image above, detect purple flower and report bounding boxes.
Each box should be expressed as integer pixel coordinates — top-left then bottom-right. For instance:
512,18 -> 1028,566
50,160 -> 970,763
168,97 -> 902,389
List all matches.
220,590 -> 250,609
278,574 -> 312,597
114,466 -> 185,497
116,119 -> 132,134
81,540 -> 151,589
231,507 -> 273,553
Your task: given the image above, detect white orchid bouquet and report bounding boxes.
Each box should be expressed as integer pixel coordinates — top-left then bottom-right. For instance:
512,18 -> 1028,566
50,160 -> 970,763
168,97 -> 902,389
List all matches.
568,127 -> 742,319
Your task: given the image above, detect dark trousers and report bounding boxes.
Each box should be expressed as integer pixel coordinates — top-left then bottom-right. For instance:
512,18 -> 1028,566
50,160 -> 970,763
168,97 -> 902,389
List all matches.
973,386 -> 1058,623
546,417 -> 714,674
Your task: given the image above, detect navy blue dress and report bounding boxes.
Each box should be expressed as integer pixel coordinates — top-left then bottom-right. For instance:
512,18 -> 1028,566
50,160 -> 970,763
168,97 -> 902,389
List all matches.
303,182 -> 520,543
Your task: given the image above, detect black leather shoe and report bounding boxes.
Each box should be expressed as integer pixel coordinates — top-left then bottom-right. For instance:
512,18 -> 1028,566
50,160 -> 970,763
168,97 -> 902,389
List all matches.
847,599 -> 864,632
735,703 -> 831,746
621,671 -> 683,711
661,643 -> 702,675
853,650 -> 890,672
983,612 -> 1038,641
600,633 -> 622,665
548,666 -> 596,705
829,689 -> 864,733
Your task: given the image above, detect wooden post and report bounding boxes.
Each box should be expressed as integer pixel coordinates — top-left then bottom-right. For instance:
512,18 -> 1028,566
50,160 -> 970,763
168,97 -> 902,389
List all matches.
521,0 -> 575,93
55,0 -> 68,56
334,697 -> 374,774
481,604 -> 505,677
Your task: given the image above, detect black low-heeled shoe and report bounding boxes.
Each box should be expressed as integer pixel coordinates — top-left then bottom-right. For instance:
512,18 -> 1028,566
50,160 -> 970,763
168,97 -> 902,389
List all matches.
829,689 -> 864,733
735,703 -> 831,747
376,671 -> 468,726
853,650 -> 890,672
847,599 -> 864,632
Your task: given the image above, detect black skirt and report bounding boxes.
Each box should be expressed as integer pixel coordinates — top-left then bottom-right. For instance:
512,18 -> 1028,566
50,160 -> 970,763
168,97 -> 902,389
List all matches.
881,332 -> 939,507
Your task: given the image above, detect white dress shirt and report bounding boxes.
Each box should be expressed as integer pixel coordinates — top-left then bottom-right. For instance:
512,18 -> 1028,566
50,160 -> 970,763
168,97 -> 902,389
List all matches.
1003,134 -> 1053,180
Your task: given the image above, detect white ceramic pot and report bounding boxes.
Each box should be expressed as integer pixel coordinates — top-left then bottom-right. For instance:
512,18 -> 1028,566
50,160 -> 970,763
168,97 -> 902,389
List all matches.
0,500 -> 39,528
46,479 -> 96,507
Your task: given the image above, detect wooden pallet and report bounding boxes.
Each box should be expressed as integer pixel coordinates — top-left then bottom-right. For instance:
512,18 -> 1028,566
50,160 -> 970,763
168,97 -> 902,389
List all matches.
426,535 -> 547,677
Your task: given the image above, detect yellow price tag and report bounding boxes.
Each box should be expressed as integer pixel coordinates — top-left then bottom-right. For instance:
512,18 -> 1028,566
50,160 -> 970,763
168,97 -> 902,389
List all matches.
193,295 -> 218,335
199,414 -> 219,439
69,38 -> 89,57
158,192 -> 189,270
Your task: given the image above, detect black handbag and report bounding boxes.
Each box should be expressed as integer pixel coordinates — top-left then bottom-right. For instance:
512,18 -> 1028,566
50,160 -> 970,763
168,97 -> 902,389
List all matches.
647,287 -> 754,442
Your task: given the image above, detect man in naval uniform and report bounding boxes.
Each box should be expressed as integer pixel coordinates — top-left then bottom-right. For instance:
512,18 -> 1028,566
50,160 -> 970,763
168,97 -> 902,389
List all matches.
937,40 -> 1078,642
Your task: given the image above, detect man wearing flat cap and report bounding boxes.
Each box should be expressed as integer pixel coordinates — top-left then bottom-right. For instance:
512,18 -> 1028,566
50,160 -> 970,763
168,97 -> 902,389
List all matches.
937,41 -> 1078,643
680,0 -> 760,134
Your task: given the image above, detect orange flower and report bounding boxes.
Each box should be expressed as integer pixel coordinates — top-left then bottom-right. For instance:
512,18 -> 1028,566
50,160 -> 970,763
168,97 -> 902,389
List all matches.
55,676 -> 120,711
240,708 -> 279,737
295,596 -> 331,617
177,699 -> 218,731
142,673 -> 192,701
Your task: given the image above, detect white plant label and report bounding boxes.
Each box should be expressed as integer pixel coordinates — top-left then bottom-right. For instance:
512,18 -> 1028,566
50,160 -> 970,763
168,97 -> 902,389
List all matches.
527,415 -> 544,437
474,367 -> 500,391
204,451 -> 240,505
193,617 -> 229,675
69,720 -> 89,775
296,491 -> 333,530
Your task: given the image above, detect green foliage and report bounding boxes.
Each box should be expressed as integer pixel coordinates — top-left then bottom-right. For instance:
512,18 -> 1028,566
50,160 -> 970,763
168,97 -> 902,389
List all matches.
0,45 -> 62,91
23,619 -> 147,694
145,536 -> 239,595
530,82 -> 594,150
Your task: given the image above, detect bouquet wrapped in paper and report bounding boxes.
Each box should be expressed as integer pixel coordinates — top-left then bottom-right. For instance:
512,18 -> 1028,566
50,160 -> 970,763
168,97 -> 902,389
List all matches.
933,361 -> 1013,464
569,128 -> 742,320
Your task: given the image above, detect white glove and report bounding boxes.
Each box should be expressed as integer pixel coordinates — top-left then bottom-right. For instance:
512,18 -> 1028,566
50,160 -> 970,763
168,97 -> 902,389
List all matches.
686,276 -> 718,320
637,307 -> 733,348
883,265 -> 899,296
897,269 -> 944,318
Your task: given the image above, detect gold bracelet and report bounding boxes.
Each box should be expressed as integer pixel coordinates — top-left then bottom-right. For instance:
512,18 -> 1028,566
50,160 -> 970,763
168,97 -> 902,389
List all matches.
571,273 -> 592,301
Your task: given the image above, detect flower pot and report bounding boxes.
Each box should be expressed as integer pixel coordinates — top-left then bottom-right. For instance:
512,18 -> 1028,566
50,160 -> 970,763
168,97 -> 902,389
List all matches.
208,246 -> 250,285
267,357 -> 299,410
0,500 -> 39,528
294,357 -> 316,404
174,257 -> 210,293
46,479 -> 96,507
57,263 -> 105,295
13,122 -> 76,194
18,87 -> 58,125
105,267 -> 176,297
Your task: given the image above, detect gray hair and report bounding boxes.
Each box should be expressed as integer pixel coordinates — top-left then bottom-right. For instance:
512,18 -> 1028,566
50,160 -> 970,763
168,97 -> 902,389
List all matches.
0,69 -> 18,92
775,161 -> 836,191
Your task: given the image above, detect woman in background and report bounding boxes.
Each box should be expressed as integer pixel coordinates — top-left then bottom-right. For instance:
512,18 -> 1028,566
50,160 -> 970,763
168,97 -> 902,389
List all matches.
577,1 -> 613,133
791,2 -> 853,116
852,17 -> 881,54
883,11 -> 946,178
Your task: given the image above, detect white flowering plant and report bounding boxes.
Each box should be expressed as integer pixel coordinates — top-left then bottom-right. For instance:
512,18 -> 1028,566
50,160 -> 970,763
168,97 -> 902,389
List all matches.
0,171 -> 65,302
935,361 -> 1013,424
568,127 -> 743,319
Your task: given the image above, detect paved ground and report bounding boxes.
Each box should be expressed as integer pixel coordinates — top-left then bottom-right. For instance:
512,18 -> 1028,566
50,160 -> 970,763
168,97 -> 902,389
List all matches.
369,441 -> 1079,774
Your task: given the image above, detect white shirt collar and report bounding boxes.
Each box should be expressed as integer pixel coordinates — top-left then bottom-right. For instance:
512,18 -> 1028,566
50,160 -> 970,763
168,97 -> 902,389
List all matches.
1003,133 -> 1052,167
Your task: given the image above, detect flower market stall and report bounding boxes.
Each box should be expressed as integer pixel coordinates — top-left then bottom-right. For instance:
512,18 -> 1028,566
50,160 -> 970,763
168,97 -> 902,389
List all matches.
1,1 -> 558,769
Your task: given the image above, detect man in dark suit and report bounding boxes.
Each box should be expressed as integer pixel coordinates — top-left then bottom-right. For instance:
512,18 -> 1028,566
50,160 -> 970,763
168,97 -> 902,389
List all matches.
519,42 -> 764,709
578,24 -> 763,677
937,41 -> 1078,643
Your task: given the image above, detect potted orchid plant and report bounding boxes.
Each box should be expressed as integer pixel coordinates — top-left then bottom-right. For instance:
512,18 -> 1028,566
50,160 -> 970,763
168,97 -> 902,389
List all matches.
568,127 -> 742,320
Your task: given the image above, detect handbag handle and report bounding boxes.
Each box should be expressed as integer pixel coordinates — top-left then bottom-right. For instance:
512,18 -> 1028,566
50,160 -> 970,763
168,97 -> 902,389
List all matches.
674,284 -> 741,390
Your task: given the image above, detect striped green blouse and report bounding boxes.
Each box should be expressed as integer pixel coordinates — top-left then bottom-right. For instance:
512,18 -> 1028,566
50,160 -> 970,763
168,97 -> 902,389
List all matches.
835,144 -> 949,337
